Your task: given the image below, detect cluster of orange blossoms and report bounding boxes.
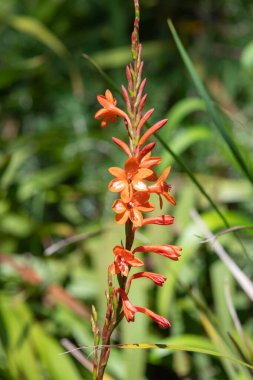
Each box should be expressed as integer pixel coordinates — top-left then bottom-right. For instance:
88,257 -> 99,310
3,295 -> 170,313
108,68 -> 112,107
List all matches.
95,56 -> 182,328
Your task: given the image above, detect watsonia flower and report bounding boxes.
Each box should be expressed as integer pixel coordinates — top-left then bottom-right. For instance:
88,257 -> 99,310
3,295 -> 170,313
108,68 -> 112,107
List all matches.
95,90 -> 130,128
91,2 -> 182,378
108,245 -> 143,277
112,191 -> 154,227
108,157 -> 153,202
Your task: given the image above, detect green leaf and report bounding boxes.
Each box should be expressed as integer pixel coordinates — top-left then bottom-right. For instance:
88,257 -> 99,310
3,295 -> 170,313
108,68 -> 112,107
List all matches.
90,41 -> 167,69
8,15 -> 68,57
0,296 -> 43,380
150,334 -> 216,360
7,15 -> 83,97
200,312 -> 252,379
31,326 -> 83,380
210,262 -> 233,337
1,147 -> 35,189
166,97 -> 206,134
17,162 -> 79,200
98,342 -> 253,372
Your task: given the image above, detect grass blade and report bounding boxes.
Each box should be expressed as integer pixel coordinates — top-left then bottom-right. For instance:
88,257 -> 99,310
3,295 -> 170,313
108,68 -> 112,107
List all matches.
167,19 -> 253,187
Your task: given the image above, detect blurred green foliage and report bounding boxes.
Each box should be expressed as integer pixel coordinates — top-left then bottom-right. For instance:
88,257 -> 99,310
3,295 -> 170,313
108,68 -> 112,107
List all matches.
1,0 -> 253,379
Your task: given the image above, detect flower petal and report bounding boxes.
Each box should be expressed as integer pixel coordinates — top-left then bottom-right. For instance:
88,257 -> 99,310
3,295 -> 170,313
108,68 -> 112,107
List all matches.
97,95 -> 111,109
163,192 -> 176,206
133,244 -> 182,260
158,166 -> 171,183
94,108 -> 108,120
132,179 -> 148,192
130,209 -> 143,227
108,167 -> 126,178
125,157 -> 139,174
136,108 -> 155,134
108,262 -> 120,275
123,253 -> 144,267
117,289 -> 137,322
137,201 -> 155,212
141,156 -> 161,168
135,168 -> 153,179
105,89 -> 115,104
133,191 -> 150,204
138,142 -> 156,161
108,179 -> 126,192
112,137 -> 132,157
115,211 -> 129,224
138,119 -> 168,146
112,199 -> 126,213
120,184 -> 133,203
130,272 -> 166,286
141,215 -> 174,226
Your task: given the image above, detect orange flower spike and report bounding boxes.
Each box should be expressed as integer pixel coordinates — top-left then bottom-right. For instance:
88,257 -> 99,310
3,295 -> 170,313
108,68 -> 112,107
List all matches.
108,245 -> 143,277
133,244 -> 182,260
108,157 -> 153,202
95,90 -> 131,128
112,191 -> 155,227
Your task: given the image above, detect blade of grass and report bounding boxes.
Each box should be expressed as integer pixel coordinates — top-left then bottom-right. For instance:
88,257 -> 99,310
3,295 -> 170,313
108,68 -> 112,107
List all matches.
191,209 -> 253,301
8,15 -> 83,97
62,343 -> 253,372
83,54 -> 121,96
167,19 -> 253,187
199,312 -> 251,379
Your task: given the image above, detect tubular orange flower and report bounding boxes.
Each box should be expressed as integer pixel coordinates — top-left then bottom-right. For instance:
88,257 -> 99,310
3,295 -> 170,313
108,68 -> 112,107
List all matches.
133,244 -> 182,260
112,191 -> 154,227
134,305 -> 171,328
108,157 -> 153,202
95,90 -> 130,128
140,214 -> 175,226
108,245 -> 143,276
136,108 -> 154,135
127,272 -> 167,288
138,142 -> 156,160
148,166 -> 176,208
138,119 -> 168,146
118,289 -> 171,328
117,288 -> 137,322
112,137 -> 131,157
